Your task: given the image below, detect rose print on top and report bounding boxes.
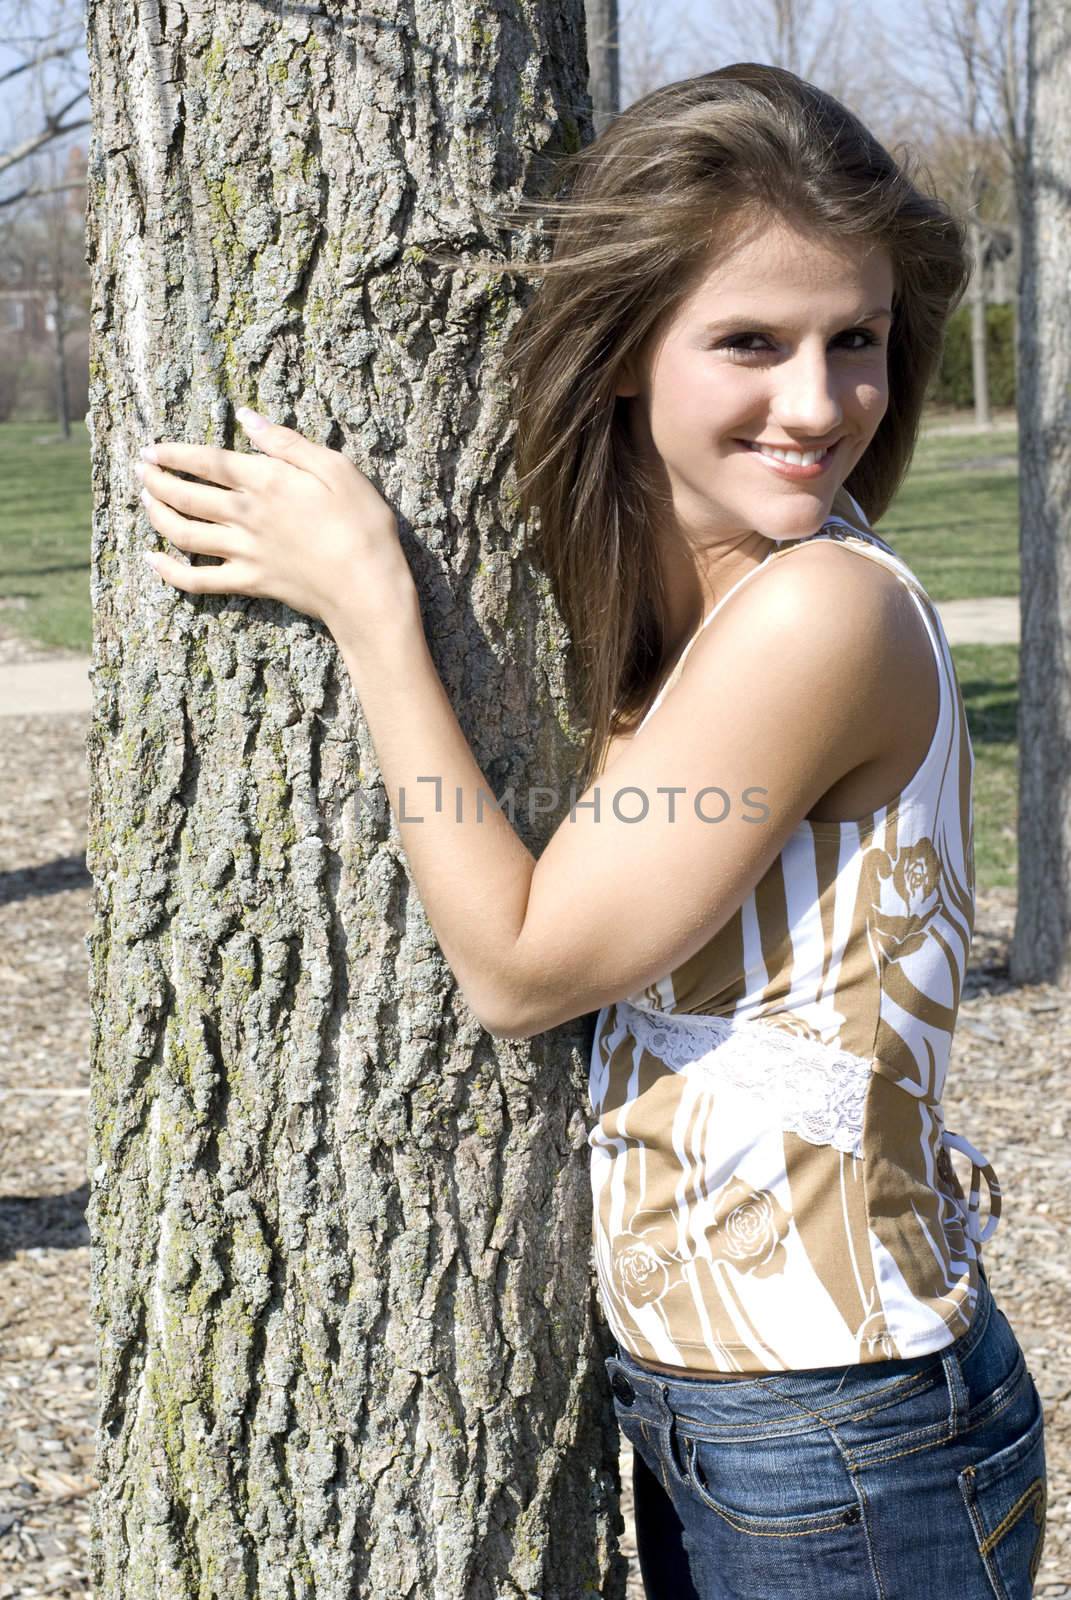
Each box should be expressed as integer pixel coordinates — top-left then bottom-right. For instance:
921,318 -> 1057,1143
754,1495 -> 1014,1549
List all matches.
707,1176 -> 790,1278
613,1209 -> 684,1308
864,837 -> 942,965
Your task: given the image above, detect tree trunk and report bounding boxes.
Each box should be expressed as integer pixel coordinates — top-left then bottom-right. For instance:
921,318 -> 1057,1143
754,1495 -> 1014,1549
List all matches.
1010,0 -> 1071,985
51,286 -> 71,437
82,6 -> 626,1596
585,0 -> 620,134
967,215 -> 991,427
963,0 -> 991,429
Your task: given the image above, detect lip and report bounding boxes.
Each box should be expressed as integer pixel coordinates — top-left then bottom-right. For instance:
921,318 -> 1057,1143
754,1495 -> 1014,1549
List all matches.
738,438 -> 842,480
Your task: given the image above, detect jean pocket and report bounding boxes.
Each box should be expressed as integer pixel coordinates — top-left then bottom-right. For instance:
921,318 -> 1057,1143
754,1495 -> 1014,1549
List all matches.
681,1432 -> 863,1537
958,1373 -> 1047,1599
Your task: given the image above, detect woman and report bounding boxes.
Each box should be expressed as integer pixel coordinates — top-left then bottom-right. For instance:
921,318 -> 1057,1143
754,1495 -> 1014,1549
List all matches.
135,63 -> 1046,1600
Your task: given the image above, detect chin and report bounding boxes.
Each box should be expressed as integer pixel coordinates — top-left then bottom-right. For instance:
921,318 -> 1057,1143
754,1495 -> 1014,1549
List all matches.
760,501 -> 833,541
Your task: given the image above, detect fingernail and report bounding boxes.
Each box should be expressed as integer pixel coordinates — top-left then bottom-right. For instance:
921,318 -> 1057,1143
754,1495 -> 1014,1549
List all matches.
134,461 -> 146,481
139,444 -> 159,462
142,550 -> 160,570
237,406 -> 268,431
141,486 -> 152,505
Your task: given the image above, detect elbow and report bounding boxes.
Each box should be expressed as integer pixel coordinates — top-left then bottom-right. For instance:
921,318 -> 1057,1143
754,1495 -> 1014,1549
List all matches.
468,980 -> 546,1041
477,1001 -> 540,1042
483,1017 -> 536,1042
462,981 -> 534,1041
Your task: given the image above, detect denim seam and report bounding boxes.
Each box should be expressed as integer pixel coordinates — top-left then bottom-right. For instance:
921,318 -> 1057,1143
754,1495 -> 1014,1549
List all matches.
851,1475 -> 888,1600
672,1369 -> 940,1438
957,1484 -> 1011,1599
977,1475 -> 1047,1557
847,1373 -> 1026,1469
722,1388 -> 862,1473
683,1469 -> 861,1540
623,1356 -> 1006,1452
847,1402 -> 959,1457
843,1348 -> 1021,1466
958,1353 -> 1027,1435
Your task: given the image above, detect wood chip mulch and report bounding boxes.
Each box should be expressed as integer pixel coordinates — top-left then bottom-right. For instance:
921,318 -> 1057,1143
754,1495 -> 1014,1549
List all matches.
1,671 -> 1067,1597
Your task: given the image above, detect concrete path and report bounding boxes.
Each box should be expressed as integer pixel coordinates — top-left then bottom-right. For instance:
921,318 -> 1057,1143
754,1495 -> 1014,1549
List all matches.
0,597 -> 1022,718
1,656 -> 96,718
937,596 -> 1019,646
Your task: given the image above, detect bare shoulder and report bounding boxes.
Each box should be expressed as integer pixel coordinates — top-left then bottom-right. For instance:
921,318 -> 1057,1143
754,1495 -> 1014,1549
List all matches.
690,534 -> 938,774
723,535 -> 932,663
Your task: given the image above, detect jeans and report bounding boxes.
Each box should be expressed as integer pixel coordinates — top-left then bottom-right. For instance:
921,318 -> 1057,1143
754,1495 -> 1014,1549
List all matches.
605,1266 -> 1047,1598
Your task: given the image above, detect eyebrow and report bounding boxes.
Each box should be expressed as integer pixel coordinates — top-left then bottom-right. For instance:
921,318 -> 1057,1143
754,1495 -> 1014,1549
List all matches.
702,306 -> 894,334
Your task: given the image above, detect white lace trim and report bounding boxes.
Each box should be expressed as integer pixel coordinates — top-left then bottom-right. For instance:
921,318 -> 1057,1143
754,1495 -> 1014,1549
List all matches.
613,999 -> 873,1159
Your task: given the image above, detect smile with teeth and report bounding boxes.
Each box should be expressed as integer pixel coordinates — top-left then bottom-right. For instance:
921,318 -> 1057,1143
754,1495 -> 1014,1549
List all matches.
745,441 -> 836,466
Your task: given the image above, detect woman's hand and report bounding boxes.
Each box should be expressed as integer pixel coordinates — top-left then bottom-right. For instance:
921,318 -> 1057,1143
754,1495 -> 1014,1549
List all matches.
137,408 -> 413,634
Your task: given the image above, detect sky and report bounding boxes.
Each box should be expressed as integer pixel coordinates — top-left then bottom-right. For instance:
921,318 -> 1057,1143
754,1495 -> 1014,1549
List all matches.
0,0 -> 988,208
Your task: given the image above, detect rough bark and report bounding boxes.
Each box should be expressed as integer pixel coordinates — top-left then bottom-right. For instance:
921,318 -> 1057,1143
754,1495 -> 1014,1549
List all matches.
1009,0 -> 1071,985
82,4 -> 626,1595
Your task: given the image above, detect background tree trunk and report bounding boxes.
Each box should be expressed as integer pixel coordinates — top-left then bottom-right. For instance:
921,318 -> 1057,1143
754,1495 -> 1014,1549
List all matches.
1010,0 -> 1071,985
83,5 -> 626,1596
964,0 -> 992,427
585,0 -> 620,134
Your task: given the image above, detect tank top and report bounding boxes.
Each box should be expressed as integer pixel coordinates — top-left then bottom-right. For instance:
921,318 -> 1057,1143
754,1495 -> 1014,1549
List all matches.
587,508 -> 1001,1374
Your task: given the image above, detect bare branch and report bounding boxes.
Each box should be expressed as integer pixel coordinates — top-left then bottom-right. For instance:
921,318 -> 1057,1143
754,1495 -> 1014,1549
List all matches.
0,90 -> 90,178
0,177 -> 85,211
0,38 -> 81,87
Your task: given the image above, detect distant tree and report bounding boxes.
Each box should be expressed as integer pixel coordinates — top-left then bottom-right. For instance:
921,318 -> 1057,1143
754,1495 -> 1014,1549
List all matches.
1010,0 -> 1071,986
889,0 -> 1027,416
37,138 -> 87,433
617,0 -> 696,108
586,0 -> 620,134
677,0 -> 909,140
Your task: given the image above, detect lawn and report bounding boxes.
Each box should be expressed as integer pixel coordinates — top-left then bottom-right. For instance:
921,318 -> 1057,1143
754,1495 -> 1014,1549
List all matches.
875,424 -> 1020,600
0,419 -> 93,654
0,411 -> 1022,890
951,643 -> 1019,892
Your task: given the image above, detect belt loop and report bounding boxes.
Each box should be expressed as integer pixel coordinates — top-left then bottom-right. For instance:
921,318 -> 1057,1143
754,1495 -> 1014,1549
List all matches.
941,1345 -> 969,1441
659,1383 -> 694,1485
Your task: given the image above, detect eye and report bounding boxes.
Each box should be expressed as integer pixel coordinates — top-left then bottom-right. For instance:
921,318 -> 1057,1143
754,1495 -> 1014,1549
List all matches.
716,328 -> 883,360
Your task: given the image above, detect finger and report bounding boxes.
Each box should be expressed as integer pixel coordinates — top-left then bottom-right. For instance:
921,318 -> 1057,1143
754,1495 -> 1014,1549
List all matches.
236,408 -> 342,491
141,488 -> 248,558
239,409 -> 399,527
139,440 -> 274,492
139,462 -> 245,525
143,547 -> 252,597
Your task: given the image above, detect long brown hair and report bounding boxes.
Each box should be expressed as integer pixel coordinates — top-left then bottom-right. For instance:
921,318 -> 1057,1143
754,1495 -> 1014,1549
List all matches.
428,63 -> 969,791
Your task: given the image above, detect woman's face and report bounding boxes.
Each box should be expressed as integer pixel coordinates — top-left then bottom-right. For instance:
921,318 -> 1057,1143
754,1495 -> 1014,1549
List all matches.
616,216 -> 895,545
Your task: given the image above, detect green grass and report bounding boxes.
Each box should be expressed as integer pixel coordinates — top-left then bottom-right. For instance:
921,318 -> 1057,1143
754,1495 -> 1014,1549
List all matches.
952,643 -> 1019,892
0,419 -> 92,652
0,412 -> 1023,892
875,426 -> 1020,600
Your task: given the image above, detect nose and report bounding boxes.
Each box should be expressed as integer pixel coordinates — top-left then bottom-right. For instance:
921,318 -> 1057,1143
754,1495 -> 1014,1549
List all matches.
769,342 -> 844,439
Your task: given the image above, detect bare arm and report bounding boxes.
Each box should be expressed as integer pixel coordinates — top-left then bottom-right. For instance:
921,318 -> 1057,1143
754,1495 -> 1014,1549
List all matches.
137,420 -> 902,1042
332,543 -> 900,1039
328,599 -> 538,1032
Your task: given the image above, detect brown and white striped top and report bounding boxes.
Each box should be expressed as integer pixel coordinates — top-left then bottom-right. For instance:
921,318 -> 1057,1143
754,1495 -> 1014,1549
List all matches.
587,510 -> 1000,1374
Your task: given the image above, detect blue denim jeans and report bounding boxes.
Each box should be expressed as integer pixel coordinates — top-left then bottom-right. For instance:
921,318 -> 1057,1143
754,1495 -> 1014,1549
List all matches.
606,1266 -> 1047,1598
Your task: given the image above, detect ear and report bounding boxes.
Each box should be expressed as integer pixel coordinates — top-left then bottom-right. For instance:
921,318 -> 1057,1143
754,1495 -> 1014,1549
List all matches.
615,360 -> 641,399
